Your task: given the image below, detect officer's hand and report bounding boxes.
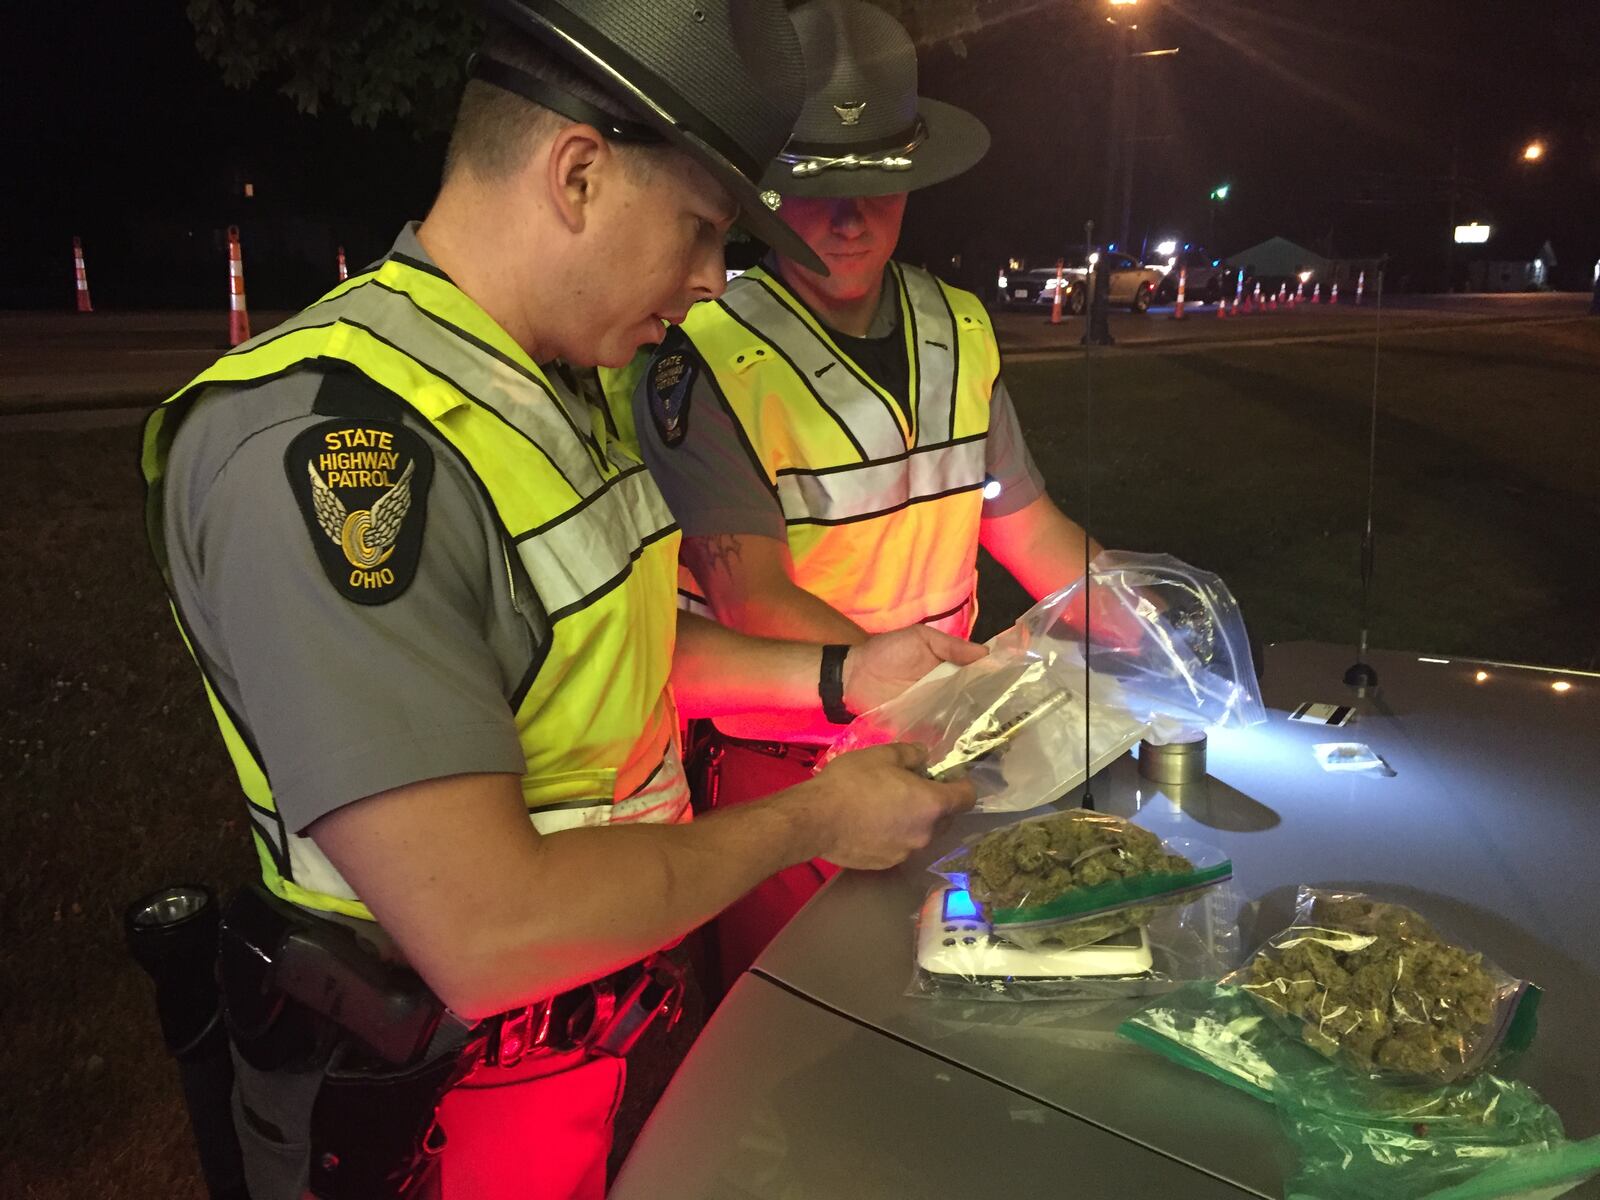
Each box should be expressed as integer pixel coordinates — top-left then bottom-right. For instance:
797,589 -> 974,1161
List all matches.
800,743 -> 977,870
844,627 -> 988,715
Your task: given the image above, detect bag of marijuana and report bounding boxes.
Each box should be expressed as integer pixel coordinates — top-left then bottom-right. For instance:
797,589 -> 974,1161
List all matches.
1118,980 -> 1586,1200
930,808 -> 1233,951
1229,888 -> 1541,1084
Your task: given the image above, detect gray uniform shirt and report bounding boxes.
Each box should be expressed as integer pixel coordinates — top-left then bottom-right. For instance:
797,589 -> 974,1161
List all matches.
635,269 -> 1047,541
163,228 -> 540,836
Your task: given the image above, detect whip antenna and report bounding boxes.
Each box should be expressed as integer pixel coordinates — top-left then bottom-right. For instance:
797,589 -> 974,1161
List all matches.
1344,266 -> 1385,693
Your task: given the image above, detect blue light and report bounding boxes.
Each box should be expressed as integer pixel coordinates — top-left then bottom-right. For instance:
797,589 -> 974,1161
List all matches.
1183,243 -> 1191,250
1212,259 -> 1221,266
942,888 -> 979,920
1108,242 -> 1117,251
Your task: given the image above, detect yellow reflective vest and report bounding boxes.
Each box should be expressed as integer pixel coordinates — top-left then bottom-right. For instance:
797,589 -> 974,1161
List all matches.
675,262 -> 999,636
143,256 -> 687,920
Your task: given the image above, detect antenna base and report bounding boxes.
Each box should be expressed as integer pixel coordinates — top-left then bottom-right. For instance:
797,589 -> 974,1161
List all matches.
1343,661 -> 1379,691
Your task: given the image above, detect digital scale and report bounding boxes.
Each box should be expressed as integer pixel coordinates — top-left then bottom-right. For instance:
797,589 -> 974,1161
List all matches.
916,886 -> 1153,979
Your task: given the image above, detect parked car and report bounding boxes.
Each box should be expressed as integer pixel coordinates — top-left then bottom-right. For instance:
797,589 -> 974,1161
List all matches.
995,249 -> 1164,314
1155,249 -> 1232,305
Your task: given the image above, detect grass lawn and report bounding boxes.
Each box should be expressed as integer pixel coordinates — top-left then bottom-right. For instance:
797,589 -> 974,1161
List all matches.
2,318 -> 1595,1196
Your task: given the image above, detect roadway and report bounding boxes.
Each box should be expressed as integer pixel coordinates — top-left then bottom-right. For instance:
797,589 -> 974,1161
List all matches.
1,293 -> 1591,429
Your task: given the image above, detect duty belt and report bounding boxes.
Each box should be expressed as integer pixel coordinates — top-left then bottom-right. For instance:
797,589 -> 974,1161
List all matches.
710,729 -> 825,770
486,955 -> 685,1068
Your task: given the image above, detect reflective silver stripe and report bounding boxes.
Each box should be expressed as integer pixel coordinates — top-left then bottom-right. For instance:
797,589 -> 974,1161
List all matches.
776,437 -> 987,525
325,278 -> 607,490
721,276 -> 907,460
246,807 -> 288,873
678,588 -> 715,619
515,465 -> 676,619
285,825 -> 364,901
896,265 -> 961,448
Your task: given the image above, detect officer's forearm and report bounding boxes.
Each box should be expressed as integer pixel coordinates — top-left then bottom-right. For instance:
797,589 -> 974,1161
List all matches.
671,612 -> 836,719
311,771 -> 829,1020
981,495 -> 1106,601
713,573 -> 867,645
682,531 -> 868,645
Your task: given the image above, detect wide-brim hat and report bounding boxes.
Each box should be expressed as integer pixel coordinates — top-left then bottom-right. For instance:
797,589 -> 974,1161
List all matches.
483,0 -> 827,273
760,0 -> 990,200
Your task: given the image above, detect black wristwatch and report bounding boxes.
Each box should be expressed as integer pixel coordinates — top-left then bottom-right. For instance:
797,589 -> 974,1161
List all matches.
819,644 -> 855,725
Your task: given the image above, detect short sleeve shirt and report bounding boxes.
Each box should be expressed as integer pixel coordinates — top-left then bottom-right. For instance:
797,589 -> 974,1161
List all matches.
636,267 -> 1047,541
162,228 -> 548,834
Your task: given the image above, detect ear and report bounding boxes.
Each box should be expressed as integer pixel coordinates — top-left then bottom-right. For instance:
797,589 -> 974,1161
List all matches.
545,124 -> 608,234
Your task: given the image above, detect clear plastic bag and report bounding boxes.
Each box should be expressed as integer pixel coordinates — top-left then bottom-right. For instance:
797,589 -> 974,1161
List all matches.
1279,1072 -> 1588,1200
820,552 -> 1266,813
1230,888 -> 1541,1084
1119,983 -> 1590,1200
930,808 -> 1234,952
909,879 -> 1245,1003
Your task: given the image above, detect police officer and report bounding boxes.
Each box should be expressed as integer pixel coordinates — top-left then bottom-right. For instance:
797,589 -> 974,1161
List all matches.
141,3 -> 982,1197
625,0 -> 1107,992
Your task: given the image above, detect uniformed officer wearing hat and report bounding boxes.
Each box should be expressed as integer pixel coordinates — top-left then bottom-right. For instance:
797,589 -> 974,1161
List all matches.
624,0 -> 1108,993
141,2 -> 984,1196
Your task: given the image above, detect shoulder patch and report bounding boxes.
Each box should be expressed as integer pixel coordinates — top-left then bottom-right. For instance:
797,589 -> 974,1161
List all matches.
647,328 -> 697,448
284,419 -> 434,605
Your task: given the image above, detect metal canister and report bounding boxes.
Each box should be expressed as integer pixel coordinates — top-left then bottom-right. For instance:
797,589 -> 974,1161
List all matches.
1137,734 -> 1207,786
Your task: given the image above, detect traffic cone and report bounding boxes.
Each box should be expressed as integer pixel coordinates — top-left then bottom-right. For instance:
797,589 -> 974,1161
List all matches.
1277,283 -> 1287,309
1049,258 -> 1066,325
1356,271 -> 1366,306
1171,266 -> 1187,320
1218,293 -> 1229,318
72,236 -> 92,313
1252,282 -> 1262,313
227,225 -> 251,347
1330,282 -> 1340,306
336,245 -> 348,282
1294,280 -> 1305,306
1312,282 -> 1322,304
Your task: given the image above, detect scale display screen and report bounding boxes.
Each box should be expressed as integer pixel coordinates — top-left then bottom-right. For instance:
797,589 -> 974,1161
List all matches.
941,888 -> 979,921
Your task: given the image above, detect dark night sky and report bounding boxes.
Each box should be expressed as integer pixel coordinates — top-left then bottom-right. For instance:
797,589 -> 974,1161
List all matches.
4,0 -> 1597,308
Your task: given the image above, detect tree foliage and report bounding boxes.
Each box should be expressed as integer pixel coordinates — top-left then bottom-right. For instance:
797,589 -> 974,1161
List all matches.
186,0 -> 982,130
186,0 -> 480,131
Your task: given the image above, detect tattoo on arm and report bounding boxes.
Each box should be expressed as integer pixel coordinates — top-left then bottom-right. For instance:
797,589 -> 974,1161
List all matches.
685,534 -> 743,584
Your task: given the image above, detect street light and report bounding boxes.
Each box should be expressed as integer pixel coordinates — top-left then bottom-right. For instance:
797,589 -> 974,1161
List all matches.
1208,183 -> 1230,250
1522,140 -> 1546,162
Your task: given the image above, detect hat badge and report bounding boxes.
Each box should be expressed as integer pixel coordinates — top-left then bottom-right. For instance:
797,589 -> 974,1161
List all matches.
832,100 -> 867,126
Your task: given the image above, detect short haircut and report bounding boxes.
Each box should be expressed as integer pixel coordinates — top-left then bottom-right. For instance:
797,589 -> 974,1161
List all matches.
443,17 -> 654,182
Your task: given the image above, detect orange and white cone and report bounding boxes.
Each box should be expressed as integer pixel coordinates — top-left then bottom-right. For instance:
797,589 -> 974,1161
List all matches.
73,236 -> 93,313
1356,271 -> 1366,305
1330,282 -> 1340,306
1171,266 -> 1187,320
336,245 -> 348,282
1218,291 -> 1229,318
1049,258 -> 1066,325
1312,282 -> 1322,304
1251,282 -> 1262,313
227,225 -> 251,346
1293,281 -> 1305,306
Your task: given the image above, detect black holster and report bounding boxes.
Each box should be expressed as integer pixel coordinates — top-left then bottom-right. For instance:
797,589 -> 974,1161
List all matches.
218,886 -> 484,1200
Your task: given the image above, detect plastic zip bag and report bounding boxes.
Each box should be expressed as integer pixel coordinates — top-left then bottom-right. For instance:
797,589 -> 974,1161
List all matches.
820,552 -> 1266,813
908,879 -> 1245,1003
931,808 -> 1233,951
1230,888 -> 1541,1084
1279,1072 -> 1587,1200
1119,983 -> 1591,1200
